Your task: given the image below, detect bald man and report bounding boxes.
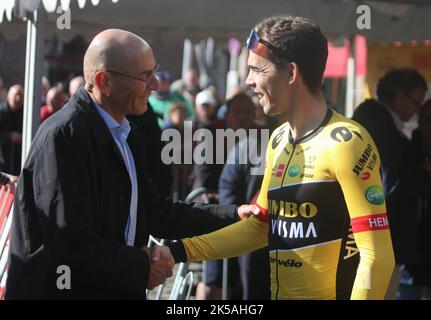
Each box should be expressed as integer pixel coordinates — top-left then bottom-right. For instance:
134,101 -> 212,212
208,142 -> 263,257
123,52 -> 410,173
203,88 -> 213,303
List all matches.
5,29 -> 255,300
69,75 -> 85,97
0,84 -> 23,175
40,87 -> 66,122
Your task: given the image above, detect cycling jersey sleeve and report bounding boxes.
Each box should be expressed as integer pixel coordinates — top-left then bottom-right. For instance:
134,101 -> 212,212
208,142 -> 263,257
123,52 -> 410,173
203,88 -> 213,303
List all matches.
331,124 -> 395,300
181,215 -> 268,262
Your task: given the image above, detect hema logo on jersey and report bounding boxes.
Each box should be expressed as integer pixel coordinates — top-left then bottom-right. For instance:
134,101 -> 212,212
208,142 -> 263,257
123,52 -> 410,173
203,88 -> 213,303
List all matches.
351,213 -> 389,233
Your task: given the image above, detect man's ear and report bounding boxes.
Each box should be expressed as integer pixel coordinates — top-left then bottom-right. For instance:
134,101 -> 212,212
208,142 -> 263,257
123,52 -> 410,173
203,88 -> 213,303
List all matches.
93,71 -> 111,97
287,62 -> 299,85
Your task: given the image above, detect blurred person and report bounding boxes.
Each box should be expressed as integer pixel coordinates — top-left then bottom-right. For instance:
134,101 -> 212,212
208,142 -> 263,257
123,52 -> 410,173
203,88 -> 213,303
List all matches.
190,88 -> 225,193
220,92 -> 270,300
160,102 -> 191,200
149,70 -> 194,126
216,84 -> 242,120
191,88 -> 222,130
0,171 -> 12,185
196,92 -> 271,300
184,68 -> 200,92
5,29 -> 257,299
171,68 -> 200,92
69,75 -> 85,97
353,68 -> 427,299
0,84 -> 24,175
169,15 -> 395,300
40,87 -> 67,122
41,76 -> 51,106
127,101 -> 174,198
407,99 -> 431,299
161,102 -> 187,132
0,76 -> 6,104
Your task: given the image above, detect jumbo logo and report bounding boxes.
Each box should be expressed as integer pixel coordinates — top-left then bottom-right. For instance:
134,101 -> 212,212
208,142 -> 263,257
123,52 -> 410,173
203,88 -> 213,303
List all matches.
365,185 -> 385,205
288,165 -> 301,177
269,200 -> 318,218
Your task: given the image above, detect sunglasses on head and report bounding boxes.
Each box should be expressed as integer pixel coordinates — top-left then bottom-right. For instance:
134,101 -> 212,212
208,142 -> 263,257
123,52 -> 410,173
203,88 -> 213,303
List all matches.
246,29 -> 290,59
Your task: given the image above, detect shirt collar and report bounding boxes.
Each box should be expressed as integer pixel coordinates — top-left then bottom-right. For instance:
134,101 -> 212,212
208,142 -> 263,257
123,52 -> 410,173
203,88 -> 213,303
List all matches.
91,98 -> 131,142
381,103 -> 404,133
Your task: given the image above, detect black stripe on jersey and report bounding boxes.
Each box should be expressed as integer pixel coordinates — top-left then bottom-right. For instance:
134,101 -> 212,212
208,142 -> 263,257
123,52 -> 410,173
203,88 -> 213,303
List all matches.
335,219 -> 360,300
267,180 -> 349,250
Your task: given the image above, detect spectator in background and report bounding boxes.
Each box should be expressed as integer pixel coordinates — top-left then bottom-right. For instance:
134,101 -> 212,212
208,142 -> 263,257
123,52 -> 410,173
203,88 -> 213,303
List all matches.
191,88 -> 222,130
408,99 -> 431,300
0,84 -> 24,175
171,68 -> 201,108
127,100 -> 174,198
69,75 -> 85,97
161,102 -> 187,132
352,68 -> 428,299
190,88 -> 225,192
0,171 -> 12,185
190,88 -> 227,299
219,92 -> 270,300
0,77 -> 6,104
41,76 -> 51,106
217,85 -> 242,120
40,87 -> 66,122
160,102 -> 190,200
184,68 -> 200,93
210,92 -> 271,300
149,71 -> 194,126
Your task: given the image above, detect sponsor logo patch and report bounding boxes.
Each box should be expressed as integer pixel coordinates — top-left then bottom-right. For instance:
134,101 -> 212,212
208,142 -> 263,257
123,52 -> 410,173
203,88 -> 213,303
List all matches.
330,126 -> 352,143
365,185 -> 385,205
361,172 -> 371,180
351,213 -> 389,233
288,165 -> 301,177
275,164 -> 285,177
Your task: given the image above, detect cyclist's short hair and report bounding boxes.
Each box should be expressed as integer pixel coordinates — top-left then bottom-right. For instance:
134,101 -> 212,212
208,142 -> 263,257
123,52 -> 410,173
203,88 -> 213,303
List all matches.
254,15 -> 328,94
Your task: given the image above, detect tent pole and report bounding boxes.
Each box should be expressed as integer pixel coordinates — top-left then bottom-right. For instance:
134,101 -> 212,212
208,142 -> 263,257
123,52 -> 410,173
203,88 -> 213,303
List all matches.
345,35 -> 356,118
22,8 -> 46,168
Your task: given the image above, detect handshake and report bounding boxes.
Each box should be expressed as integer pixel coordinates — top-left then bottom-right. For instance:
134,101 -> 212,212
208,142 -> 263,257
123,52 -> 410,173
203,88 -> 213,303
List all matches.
143,204 -> 261,290
144,245 -> 175,290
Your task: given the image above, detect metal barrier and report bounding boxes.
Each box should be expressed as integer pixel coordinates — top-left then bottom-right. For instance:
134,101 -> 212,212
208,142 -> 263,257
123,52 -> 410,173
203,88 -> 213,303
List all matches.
0,181 -> 16,299
147,187 -> 215,300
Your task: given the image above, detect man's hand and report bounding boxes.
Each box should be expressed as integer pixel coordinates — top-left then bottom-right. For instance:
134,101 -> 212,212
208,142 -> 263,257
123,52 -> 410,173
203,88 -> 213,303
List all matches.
237,204 -> 261,220
144,245 -> 175,290
150,245 -> 175,267
201,193 -> 219,204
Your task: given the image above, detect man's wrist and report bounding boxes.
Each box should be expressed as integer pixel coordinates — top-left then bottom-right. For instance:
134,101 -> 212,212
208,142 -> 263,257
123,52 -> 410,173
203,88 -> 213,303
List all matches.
166,240 -> 187,262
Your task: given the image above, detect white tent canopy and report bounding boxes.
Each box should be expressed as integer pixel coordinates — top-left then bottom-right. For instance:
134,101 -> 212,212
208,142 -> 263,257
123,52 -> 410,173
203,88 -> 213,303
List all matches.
1,0 -> 431,43
0,0 -> 118,23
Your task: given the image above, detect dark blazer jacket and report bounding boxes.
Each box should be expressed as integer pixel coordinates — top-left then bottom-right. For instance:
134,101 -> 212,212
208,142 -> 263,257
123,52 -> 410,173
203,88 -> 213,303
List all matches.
5,87 -> 238,299
353,99 -> 421,264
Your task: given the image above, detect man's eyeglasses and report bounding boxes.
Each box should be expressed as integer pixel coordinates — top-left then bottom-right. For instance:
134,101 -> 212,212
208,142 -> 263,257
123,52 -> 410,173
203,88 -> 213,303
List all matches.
105,63 -> 160,82
246,29 -> 289,59
404,93 -> 422,109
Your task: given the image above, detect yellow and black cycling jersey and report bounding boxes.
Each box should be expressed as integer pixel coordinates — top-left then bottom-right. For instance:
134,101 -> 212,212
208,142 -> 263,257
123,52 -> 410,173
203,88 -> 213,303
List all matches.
181,108 -> 395,300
